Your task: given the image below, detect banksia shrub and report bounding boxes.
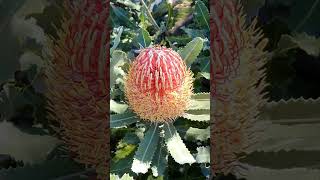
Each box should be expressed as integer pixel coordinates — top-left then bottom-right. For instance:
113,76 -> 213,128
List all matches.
210,0 -> 268,176
44,0 -> 109,179
124,47 -> 193,122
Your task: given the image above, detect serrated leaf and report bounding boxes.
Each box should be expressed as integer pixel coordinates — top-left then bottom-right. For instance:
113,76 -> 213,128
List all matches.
111,154 -> 134,176
278,33 -> 320,57
114,144 -> 137,162
0,121 -> 60,164
262,97 -> 320,123
131,124 -> 160,174
195,146 -> 210,163
110,173 -> 135,180
196,72 -> 210,79
110,26 -> 123,54
110,50 -> 128,89
182,109 -> 210,122
111,111 -> 138,128
178,37 -> 204,67
194,0 -> 210,29
151,139 -> 168,177
252,123 -> 320,152
110,99 -> 128,114
110,4 -> 135,28
163,123 -> 196,164
0,159 -> 84,180
241,150 -> 320,170
134,28 -> 151,48
184,127 -> 210,142
241,164 -> 320,180
189,93 -> 210,110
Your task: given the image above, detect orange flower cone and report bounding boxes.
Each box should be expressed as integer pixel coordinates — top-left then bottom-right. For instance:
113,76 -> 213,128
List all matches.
124,47 -> 194,122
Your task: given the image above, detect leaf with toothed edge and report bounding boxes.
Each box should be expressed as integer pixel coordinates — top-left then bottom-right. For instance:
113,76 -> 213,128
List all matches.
131,123 -> 160,174
182,109 -> 210,122
163,123 -> 196,164
194,0 -> 210,29
151,138 -> 168,177
178,37 -> 204,67
110,99 -> 128,114
110,173 -> 135,180
195,146 -> 210,163
111,110 -> 138,128
184,127 -> 210,142
189,93 -> 210,110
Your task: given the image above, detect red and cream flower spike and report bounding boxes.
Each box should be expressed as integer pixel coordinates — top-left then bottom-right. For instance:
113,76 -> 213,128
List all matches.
45,0 -> 109,179
210,0 -> 269,177
124,46 -> 194,122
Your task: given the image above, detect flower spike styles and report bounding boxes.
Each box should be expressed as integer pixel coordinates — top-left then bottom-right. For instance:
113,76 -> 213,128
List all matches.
124,47 -> 194,122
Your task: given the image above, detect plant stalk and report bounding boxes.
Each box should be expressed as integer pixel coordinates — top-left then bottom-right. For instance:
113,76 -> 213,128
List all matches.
140,0 -> 160,31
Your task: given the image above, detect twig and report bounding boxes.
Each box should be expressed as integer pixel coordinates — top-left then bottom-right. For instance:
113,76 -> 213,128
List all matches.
140,0 -> 160,31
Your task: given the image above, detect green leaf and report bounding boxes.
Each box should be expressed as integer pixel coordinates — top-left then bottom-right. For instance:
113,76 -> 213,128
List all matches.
196,72 -> 210,80
0,121 -> 60,164
110,99 -> 128,114
111,26 -> 123,54
111,4 -> 135,28
181,27 -> 208,39
111,111 -> 138,128
278,33 -> 320,57
134,28 -> 152,48
252,123 -> 320,152
110,173 -> 135,180
178,37 -> 204,67
0,159 -> 85,180
151,139 -> 168,177
182,109 -> 210,122
110,50 -> 128,89
189,93 -> 210,110
163,123 -> 195,164
195,146 -> 210,163
197,56 -> 210,72
111,154 -> 134,176
114,144 -> 137,162
184,127 -> 210,142
194,0 -> 210,29
243,164 -> 320,180
131,123 -> 160,174
261,97 -> 320,124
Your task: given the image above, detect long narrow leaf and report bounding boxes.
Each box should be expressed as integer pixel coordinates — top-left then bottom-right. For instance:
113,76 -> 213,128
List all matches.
163,123 -> 195,164
178,37 -> 204,66
131,123 -> 160,174
111,111 -> 138,128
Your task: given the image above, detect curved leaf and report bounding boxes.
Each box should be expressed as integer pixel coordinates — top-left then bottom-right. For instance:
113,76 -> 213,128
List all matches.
163,123 -> 195,164
178,37 -> 204,66
131,123 -> 160,174
182,109 -> 210,122
194,0 -> 210,29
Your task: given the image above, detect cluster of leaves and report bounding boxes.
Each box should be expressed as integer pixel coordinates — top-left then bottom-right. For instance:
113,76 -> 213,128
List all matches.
110,0 -> 211,179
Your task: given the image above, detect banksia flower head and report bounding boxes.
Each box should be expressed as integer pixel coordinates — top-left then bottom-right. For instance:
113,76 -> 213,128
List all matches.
211,0 -> 269,177
124,46 -> 194,122
45,0 -> 109,179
